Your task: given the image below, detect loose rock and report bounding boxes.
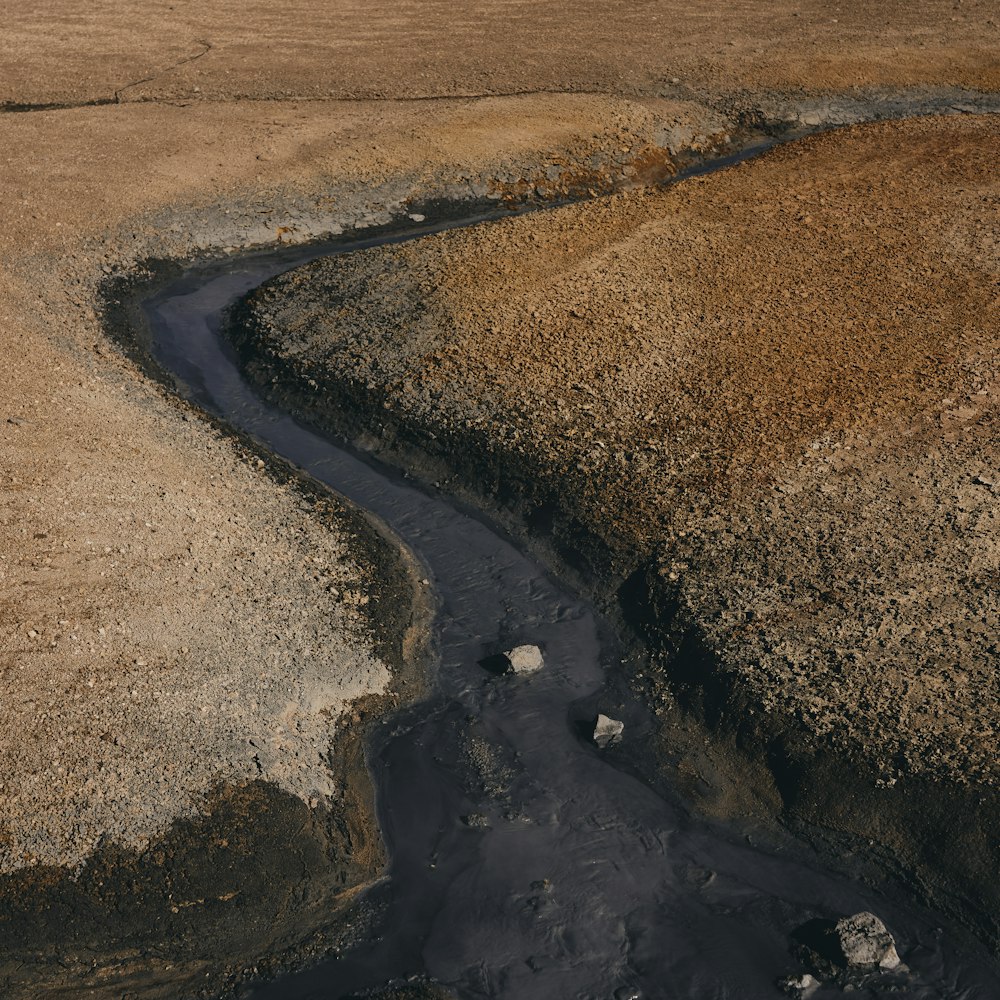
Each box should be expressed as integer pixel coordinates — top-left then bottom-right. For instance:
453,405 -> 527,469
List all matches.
779,973 -> 820,996
501,644 -> 544,674
832,912 -> 901,970
593,713 -> 624,748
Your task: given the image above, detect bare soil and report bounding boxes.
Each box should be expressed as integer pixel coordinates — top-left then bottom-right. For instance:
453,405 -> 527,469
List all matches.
2,0 -> 998,106
0,0 -> 998,993
228,113 -> 1000,946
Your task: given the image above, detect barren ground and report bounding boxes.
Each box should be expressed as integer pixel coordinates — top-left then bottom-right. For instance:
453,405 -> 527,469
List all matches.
231,112 -> 1000,947
0,0 -> 998,995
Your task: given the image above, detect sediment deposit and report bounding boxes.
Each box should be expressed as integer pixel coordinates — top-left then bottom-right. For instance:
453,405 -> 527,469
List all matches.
230,113 -> 1000,942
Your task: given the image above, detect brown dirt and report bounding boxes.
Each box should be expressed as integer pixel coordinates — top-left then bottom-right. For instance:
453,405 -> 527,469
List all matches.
1,0 -> 998,991
0,85 -> 823,994
229,112 -> 1000,943
2,0 -> 998,106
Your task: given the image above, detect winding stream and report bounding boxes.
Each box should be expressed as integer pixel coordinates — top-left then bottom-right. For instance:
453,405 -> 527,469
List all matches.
137,205 -> 1000,999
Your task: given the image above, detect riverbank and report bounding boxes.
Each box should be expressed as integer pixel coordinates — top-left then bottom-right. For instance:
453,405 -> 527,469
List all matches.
3,92 -> 750,996
226,113 -> 1000,949
1,2 -> 999,985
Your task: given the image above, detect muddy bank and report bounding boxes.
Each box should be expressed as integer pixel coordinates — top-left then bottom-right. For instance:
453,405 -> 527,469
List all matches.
225,114 -> 1000,948
0,91 -> 767,994
1,84 -> 996,994
0,443 -> 432,1000
145,236 -> 1000,999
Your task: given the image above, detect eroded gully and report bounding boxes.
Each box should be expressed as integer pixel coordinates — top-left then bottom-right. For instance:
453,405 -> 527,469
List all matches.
135,186 -> 1000,1000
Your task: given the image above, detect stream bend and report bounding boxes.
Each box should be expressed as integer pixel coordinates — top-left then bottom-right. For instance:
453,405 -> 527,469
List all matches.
136,212 -> 1000,1000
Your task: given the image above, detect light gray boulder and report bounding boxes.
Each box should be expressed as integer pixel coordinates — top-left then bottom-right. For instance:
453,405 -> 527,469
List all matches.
502,644 -> 544,674
594,714 -> 624,748
834,912 -> 901,970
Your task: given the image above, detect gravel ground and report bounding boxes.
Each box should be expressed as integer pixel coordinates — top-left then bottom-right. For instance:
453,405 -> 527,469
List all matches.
2,0 -> 998,106
0,92 -> 756,994
230,113 -> 1000,943
0,91 -> 753,880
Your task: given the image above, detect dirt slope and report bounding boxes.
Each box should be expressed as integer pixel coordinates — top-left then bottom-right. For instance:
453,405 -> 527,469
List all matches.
230,113 -> 1000,944
0,0 -> 998,991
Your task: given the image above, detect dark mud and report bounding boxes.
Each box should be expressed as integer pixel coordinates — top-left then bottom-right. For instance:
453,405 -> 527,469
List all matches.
115,214 -> 999,998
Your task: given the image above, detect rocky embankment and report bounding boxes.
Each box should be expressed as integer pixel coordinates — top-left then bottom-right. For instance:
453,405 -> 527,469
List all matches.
228,113 -> 1000,948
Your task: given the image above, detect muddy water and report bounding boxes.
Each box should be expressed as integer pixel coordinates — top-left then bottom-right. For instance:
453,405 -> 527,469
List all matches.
139,216 -> 1000,1000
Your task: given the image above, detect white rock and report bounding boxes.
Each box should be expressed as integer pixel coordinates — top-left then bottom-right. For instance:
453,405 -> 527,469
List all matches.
408,212 -> 426,223
502,644 -> 544,674
594,714 -> 624,748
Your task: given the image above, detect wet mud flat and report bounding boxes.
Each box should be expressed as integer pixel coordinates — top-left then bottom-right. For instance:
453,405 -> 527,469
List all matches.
221,114 -> 1000,978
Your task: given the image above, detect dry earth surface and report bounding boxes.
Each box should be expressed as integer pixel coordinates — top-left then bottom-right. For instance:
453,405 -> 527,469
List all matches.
232,112 -> 1000,944
240,113 -> 998,789
0,0 -> 998,996
2,0 -> 999,105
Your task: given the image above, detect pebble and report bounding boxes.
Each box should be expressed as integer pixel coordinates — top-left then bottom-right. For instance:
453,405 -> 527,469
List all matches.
779,973 -> 820,995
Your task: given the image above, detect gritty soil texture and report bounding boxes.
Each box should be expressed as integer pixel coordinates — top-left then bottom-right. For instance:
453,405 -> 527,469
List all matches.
2,0 -> 1000,991
0,783 -> 375,1000
2,0 -> 999,107
227,114 -> 1000,948
0,86 -> 787,996
0,372 -> 431,1000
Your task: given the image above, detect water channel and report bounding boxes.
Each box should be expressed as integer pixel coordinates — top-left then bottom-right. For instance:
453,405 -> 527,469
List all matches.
136,198 -> 1000,1000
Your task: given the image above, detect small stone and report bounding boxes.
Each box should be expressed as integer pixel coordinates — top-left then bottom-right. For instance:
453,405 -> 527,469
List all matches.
834,912 -> 901,969
461,812 -> 490,828
501,644 -> 544,674
408,213 -> 426,223
780,973 -> 820,996
594,713 -> 624,748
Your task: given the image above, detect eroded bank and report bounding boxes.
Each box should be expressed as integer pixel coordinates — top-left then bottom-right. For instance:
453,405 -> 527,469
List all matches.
225,113 -> 1000,954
